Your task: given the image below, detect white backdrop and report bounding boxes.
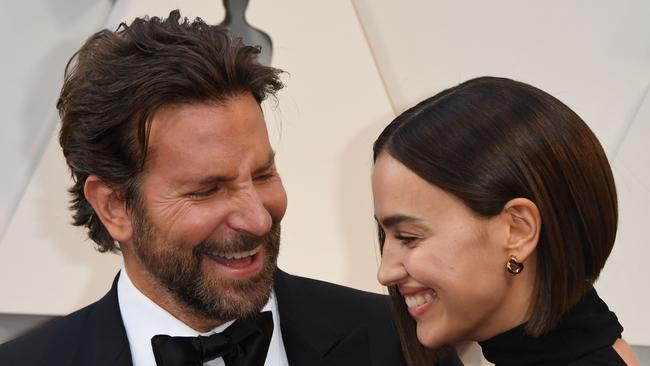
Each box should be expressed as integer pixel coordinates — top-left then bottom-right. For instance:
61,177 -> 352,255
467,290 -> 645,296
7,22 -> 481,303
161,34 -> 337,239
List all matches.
1,0 -> 648,357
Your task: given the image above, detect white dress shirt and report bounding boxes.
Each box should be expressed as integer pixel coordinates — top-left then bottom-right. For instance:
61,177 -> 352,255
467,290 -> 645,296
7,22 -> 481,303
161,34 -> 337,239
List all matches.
117,266 -> 289,366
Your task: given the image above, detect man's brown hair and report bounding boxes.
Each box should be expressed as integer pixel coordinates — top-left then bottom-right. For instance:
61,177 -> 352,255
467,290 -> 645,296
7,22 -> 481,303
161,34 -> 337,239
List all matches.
58,10 -> 283,252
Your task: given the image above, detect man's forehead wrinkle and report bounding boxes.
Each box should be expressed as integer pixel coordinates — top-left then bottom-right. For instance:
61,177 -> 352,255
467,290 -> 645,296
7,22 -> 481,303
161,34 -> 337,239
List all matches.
168,147 -> 276,187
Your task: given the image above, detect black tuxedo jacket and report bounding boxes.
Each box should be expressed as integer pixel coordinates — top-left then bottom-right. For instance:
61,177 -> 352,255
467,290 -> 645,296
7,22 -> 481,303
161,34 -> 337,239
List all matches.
1,269 -> 462,366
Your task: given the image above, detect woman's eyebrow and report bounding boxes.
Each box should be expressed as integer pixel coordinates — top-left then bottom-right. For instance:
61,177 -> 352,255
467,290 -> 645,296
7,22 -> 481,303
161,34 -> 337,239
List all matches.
376,214 -> 424,229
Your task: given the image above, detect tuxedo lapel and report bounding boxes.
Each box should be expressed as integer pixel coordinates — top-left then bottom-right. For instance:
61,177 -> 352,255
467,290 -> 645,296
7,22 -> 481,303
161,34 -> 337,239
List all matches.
48,273 -> 133,366
320,325 -> 371,366
273,270 -> 371,366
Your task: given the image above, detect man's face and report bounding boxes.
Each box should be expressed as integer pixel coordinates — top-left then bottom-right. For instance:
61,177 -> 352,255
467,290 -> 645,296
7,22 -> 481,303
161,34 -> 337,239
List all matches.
128,93 -> 287,321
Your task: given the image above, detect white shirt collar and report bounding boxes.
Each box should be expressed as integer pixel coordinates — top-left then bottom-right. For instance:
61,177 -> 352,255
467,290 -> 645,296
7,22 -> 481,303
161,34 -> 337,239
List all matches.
117,266 -> 289,366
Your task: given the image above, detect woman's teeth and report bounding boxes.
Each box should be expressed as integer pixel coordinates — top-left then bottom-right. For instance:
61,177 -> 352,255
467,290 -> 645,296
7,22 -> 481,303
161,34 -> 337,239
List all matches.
404,292 -> 436,308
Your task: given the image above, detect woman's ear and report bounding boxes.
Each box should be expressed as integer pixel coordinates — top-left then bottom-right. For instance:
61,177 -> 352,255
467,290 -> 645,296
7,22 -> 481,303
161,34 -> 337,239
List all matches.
83,175 -> 133,242
503,198 -> 541,263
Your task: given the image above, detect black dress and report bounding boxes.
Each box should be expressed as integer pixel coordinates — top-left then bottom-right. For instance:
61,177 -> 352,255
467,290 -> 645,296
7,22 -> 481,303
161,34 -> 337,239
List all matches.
478,288 -> 627,365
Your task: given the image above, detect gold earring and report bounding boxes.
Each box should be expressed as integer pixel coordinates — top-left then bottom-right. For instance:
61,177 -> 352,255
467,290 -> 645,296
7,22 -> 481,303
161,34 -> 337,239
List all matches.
506,256 -> 524,275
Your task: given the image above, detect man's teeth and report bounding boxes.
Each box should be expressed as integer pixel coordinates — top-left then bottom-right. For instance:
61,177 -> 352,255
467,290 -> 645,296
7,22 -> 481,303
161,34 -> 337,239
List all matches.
404,292 -> 435,308
212,246 -> 260,260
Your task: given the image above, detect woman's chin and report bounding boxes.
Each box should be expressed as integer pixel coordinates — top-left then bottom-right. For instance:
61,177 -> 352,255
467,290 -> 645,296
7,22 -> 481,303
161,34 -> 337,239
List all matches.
416,326 -> 447,349
416,321 -> 467,350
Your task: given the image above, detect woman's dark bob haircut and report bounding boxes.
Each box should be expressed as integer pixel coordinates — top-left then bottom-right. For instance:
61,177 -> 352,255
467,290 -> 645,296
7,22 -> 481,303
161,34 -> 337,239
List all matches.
373,76 -> 617,364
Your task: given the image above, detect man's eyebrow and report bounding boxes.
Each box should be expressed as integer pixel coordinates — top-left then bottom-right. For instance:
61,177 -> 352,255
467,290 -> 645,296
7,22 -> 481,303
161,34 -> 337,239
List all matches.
375,214 -> 423,228
193,173 -> 236,186
252,151 -> 276,176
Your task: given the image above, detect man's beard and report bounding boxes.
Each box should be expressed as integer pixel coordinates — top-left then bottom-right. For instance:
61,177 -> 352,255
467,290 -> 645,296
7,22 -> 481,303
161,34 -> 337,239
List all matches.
130,201 -> 280,321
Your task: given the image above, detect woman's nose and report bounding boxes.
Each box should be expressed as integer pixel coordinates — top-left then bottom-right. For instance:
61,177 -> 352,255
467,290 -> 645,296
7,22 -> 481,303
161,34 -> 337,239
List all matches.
377,241 -> 408,286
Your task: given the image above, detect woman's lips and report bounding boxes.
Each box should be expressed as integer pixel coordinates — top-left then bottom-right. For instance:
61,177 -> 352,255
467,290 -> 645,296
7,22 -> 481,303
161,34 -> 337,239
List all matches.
399,286 -> 438,318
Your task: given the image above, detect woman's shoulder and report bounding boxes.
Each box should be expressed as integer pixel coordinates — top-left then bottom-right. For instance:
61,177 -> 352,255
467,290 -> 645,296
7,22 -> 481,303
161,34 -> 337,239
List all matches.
568,338 -> 639,366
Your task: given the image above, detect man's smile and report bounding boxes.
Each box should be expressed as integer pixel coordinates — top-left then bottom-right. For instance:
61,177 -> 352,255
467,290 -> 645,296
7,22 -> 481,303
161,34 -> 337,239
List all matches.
204,245 -> 265,279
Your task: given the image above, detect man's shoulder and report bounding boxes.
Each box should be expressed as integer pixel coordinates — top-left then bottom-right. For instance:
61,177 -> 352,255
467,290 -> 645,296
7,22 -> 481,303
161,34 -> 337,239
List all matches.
0,303 -> 95,364
273,270 -> 397,341
275,269 -> 390,316
274,270 -> 409,365
0,275 -> 130,366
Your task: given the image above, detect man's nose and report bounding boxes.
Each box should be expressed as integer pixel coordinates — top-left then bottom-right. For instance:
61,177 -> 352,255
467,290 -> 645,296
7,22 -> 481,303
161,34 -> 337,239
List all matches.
377,242 -> 408,287
226,186 -> 273,237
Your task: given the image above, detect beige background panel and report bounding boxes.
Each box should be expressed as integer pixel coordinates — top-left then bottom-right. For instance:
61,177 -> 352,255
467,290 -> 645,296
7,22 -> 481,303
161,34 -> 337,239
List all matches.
353,0 -> 649,155
602,87 -> 650,345
0,133 -> 122,315
0,0 -> 112,242
0,0 -> 117,315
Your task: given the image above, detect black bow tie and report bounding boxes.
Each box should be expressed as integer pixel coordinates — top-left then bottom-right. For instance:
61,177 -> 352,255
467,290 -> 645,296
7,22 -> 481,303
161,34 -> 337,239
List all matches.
151,311 -> 274,366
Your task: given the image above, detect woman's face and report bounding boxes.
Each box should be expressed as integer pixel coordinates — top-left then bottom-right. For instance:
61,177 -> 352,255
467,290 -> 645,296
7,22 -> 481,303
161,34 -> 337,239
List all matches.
372,153 -> 520,347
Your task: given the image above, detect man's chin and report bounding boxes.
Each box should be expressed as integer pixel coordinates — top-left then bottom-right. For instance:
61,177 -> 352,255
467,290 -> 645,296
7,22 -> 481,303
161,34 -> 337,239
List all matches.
182,254 -> 277,320
191,276 -> 273,320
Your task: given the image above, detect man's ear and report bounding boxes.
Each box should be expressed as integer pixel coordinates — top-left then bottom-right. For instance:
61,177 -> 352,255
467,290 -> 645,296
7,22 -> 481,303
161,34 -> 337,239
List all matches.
84,175 -> 133,242
503,198 -> 541,262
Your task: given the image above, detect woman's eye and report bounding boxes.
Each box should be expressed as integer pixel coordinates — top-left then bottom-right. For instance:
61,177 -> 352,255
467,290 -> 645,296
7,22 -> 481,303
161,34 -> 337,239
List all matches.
395,234 -> 418,245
